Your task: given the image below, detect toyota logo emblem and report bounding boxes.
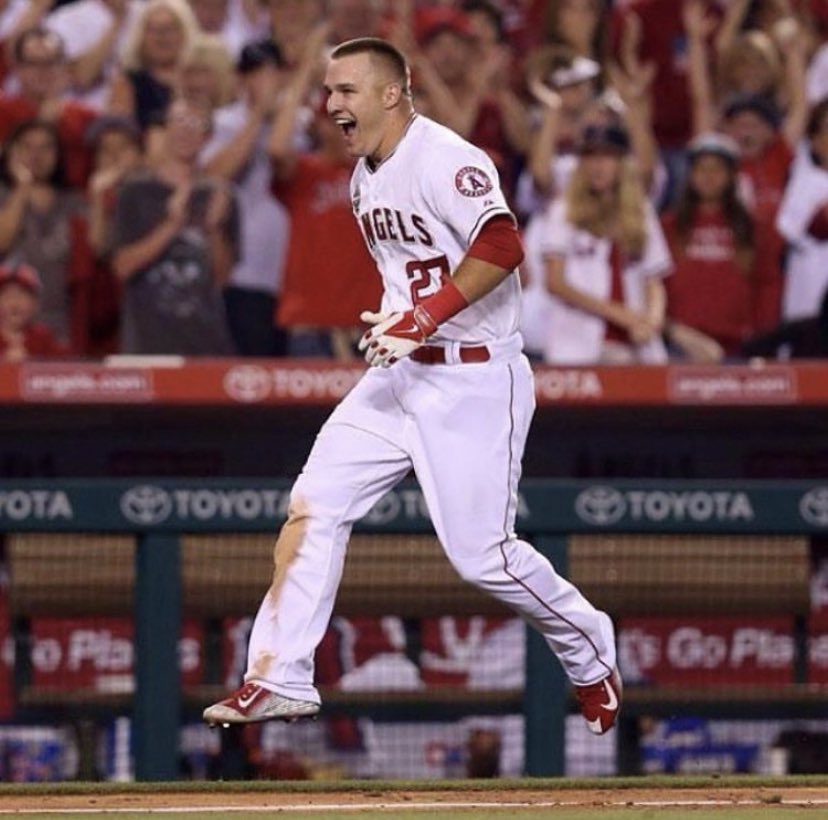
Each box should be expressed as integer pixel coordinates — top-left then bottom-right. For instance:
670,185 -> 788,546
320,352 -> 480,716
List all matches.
120,485 -> 173,525
575,486 -> 626,526
223,365 -> 271,403
799,487 -> 828,527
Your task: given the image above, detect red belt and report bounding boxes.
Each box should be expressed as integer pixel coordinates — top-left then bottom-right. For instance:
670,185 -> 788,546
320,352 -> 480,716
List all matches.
410,345 -> 491,365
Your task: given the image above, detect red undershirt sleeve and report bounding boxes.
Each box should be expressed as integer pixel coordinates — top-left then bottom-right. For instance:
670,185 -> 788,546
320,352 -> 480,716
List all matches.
467,215 -> 525,270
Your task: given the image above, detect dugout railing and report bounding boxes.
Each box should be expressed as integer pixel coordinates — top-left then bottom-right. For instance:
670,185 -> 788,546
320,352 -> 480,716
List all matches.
1,478 -> 827,780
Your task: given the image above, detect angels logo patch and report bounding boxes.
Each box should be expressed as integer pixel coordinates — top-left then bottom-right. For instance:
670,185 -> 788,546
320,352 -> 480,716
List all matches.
455,166 -> 493,198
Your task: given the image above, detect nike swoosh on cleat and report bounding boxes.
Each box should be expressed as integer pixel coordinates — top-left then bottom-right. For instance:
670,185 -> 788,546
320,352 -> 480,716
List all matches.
236,691 -> 260,709
601,680 -> 618,712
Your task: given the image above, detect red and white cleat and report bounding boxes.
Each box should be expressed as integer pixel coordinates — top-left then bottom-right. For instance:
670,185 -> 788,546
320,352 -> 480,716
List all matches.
202,682 -> 319,726
575,667 -> 622,735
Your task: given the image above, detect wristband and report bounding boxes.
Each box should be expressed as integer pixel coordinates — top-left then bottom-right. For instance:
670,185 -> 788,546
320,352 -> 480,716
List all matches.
415,280 -> 469,336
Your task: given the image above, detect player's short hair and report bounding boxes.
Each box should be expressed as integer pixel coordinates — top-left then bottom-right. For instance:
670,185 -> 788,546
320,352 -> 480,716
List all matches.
330,37 -> 411,96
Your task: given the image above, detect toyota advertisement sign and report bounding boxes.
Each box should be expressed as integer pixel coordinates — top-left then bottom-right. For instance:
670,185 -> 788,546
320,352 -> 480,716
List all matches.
0,480 -> 825,533
573,486 -> 755,527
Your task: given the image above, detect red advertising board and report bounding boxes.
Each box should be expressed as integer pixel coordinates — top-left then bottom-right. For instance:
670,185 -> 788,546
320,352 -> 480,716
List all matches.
28,618 -> 204,691
618,616 -> 796,686
0,360 -> 826,407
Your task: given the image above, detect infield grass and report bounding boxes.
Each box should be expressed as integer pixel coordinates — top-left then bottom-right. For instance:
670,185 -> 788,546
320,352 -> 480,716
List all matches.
2,774 -> 827,794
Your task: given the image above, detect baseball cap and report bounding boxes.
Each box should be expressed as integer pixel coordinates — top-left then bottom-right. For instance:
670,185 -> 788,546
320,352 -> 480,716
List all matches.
721,93 -> 781,129
687,131 -> 740,165
416,8 -> 474,45
0,263 -> 41,296
549,56 -> 601,89
237,39 -> 283,73
85,114 -> 142,150
577,123 -> 630,155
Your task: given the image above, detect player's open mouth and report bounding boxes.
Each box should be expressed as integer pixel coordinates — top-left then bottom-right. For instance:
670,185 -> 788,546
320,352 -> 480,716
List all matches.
334,116 -> 357,137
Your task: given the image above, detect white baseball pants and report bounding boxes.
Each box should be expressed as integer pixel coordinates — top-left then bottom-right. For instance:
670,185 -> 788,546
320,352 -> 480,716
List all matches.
245,346 -> 616,701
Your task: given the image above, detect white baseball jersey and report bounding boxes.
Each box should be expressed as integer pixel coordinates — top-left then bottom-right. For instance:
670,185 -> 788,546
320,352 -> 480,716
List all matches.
776,149 -> 828,320
241,112 -> 618,710
350,115 -> 521,345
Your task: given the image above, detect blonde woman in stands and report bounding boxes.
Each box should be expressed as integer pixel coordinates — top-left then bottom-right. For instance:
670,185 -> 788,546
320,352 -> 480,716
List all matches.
713,0 -> 817,108
177,34 -> 237,112
107,0 -> 200,133
517,44 -> 663,359
539,123 -> 671,365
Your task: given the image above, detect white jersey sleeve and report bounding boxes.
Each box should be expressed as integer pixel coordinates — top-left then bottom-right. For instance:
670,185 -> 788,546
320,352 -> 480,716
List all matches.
537,199 -> 573,259
423,139 -> 513,246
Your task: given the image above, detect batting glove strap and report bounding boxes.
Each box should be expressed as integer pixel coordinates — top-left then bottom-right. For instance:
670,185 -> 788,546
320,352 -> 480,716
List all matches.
418,280 -> 469,328
411,304 -> 438,339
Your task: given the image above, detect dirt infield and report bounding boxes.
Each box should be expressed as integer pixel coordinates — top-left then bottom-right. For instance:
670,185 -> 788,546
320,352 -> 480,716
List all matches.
0,787 -> 824,811
1,778 -> 827,814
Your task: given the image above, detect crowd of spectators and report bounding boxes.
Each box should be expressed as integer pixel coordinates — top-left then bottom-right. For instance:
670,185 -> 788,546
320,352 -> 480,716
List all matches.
1,0 -> 827,364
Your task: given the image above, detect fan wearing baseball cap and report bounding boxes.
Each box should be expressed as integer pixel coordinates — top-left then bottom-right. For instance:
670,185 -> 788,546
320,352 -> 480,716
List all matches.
539,121 -> 673,364
0,263 -> 68,361
576,122 -> 631,155
661,132 -> 754,358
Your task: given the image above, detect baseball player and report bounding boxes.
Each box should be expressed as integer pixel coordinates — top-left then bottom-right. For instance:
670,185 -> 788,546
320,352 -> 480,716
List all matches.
204,37 -> 621,736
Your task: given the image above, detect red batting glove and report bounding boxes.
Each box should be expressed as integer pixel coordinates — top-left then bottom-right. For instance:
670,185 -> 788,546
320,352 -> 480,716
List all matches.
358,306 -> 437,368
358,281 -> 469,368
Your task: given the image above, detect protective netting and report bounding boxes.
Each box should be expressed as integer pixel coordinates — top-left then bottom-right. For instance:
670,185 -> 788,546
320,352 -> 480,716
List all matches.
0,532 -> 826,780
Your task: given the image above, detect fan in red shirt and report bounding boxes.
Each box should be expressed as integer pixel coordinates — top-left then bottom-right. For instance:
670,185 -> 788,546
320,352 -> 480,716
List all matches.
0,27 -> 97,189
268,28 -> 381,357
0,263 -> 68,361
720,94 -> 795,333
272,150 -> 380,334
662,133 -> 756,355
